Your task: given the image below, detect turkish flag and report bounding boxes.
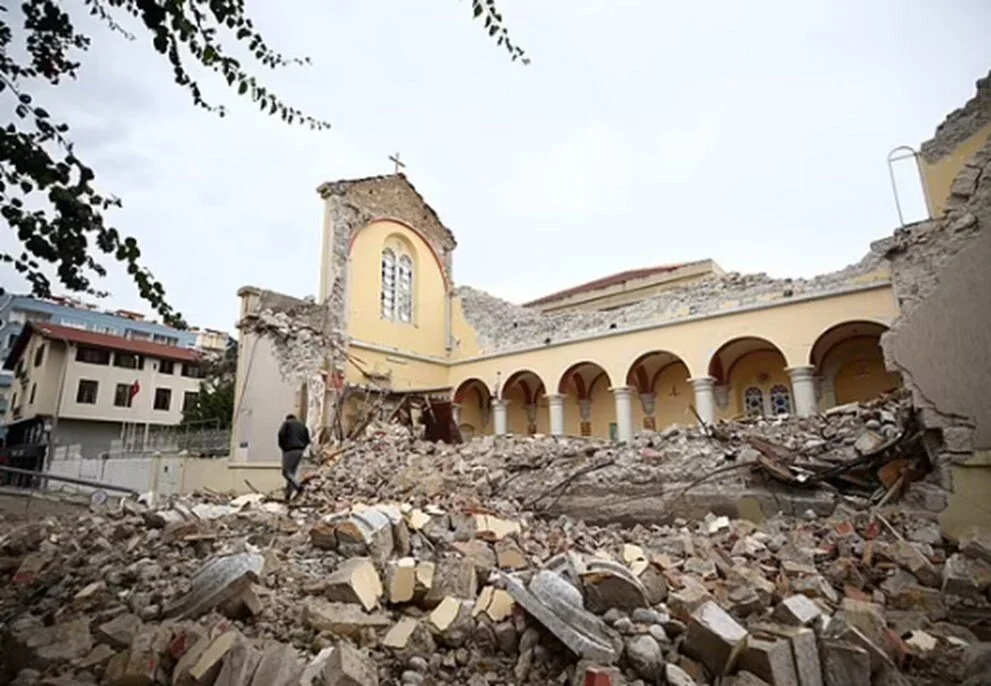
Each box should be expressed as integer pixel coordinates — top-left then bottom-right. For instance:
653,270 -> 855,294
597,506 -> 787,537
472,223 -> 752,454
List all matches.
130,380 -> 140,400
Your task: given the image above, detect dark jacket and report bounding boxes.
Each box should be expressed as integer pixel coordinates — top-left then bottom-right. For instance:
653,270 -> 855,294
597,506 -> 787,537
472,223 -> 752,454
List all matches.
278,418 -> 311,452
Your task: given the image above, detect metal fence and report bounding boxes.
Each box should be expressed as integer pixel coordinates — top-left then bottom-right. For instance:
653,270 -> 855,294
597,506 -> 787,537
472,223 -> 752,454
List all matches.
110,422 -> 230,458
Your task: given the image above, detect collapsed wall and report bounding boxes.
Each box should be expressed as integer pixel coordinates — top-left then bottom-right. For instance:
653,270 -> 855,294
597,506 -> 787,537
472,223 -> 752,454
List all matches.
878,133 -> 991,523
457,249 -> 888,354
234,287 -> 338,452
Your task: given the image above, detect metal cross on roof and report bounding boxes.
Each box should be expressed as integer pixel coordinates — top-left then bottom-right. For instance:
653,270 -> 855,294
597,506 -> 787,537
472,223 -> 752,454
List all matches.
389,152 -> 406,174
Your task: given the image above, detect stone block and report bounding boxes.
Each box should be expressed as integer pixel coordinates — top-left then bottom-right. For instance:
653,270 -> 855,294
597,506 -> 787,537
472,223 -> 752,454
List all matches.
625,634 -> 664,682
386,558 -> 417,604
495,538 -> 529,570
665,663 -> 698,686
172,635 -> 211,686
303,600 -> 391,637
325,558 -> 383,611
214,638 -> 261,686
472,585 -> 515,621
334,508 -> 395,563
581,559 -> 649,613
502,570 -> 617,664
943,553 -> 991,597
249,642 -> 303,686
110,625 -> 170,685
23,618 -> 93,670
669,585 -> 715,623
322,641 -> 378,686
637,563 -> 668,605
451,539 -> 496,576
382,617 -> 419,649
163,553 -> 264,620
186,631 -> 241,686
772,596 -> 821,627
820,640 -> 870,686
753,624 -> 822,686
422,558 -> 476,608
836,625 -> 891,675
473,514 -> 521,541
683,601 -> 749,677
96,613 -> 143,650
76,643 -> 116,670
960,527 -> 991,564
739,637 -> 799,686
840,599 -> 890,658
13,552 -> 49,585
889,541 -> 940,587
298,647 -> 335,686
429,597 -> 462,632
310,521 -> 337,550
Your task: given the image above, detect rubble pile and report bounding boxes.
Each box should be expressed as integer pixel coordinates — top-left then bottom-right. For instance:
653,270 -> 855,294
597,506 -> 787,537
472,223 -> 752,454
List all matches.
1,392 -> 988,686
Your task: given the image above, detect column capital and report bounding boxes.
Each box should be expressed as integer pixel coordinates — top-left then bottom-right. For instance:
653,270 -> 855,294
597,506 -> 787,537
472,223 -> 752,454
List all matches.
491,398 -> 508,408
688,376 -> 716,390
546,393 -> 565,405
609,385 -> 634,397
785,365 -> 816,381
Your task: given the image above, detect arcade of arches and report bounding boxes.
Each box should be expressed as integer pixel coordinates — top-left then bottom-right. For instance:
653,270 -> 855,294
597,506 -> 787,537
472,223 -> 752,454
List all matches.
452,320 -> 902,440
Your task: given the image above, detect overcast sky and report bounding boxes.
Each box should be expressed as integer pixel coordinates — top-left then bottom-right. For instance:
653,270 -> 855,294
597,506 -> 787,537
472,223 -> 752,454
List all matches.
2,1 -> 989,333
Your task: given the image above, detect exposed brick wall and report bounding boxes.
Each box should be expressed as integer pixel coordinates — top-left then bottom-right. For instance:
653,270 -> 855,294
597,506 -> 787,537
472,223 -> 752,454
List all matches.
920,70 -> 991,163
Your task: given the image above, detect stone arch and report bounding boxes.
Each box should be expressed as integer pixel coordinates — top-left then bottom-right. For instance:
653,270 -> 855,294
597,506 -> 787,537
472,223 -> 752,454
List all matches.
626,350 -> 692,430
708,336 -> 790,418
452,377 -> 492,438
810,320 -> 901,408
501,369 -> 548,435
557,361 -> 614,438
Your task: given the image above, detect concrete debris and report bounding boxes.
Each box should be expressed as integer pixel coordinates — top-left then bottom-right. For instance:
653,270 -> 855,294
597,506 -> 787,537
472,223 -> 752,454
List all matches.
0,391 -> 987,685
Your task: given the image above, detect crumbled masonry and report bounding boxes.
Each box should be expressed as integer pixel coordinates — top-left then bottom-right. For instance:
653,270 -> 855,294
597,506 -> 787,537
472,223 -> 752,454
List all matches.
2,391 -> 989,685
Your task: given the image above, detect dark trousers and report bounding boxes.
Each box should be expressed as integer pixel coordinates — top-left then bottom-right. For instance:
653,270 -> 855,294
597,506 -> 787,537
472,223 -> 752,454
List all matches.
281,448 -> 304,499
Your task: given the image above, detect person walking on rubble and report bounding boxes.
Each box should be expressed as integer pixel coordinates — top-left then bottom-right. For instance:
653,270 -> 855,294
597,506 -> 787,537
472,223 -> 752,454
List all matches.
278,413 -> 310,501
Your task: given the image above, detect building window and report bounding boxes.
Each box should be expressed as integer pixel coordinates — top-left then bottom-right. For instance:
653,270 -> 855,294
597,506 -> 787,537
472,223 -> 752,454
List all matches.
33,345 -> 44,367
114,383 -> 134,408
159,360 -> 175,375
154,388 -> 172,411
76,379 -> 98,404
29,382 -> 36,404
153,333 -> 179,345
182,391 -> 199,413
381,248 -> 396,318
59,317 -> 87,330
381,246 -> 415,323
181,363 -> 202,378
126,329 -> 151,341
770,385 -> 792,415
113,352 -> 144,370
744,387 -> 764,418
397,254 -> 413,323
76,346 -> 111,365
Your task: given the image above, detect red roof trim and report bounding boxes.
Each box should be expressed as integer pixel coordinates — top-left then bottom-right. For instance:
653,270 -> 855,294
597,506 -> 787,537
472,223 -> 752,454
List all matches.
33,323 -> 201,363
524,262 -> 698,307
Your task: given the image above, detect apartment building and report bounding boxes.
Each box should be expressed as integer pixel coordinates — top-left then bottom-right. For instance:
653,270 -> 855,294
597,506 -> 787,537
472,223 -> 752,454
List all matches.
1,322 -> 204,462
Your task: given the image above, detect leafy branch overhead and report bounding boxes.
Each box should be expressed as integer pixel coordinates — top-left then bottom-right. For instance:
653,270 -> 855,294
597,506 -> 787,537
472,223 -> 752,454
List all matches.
1,0 -> 526,327
470,0 -> 529,64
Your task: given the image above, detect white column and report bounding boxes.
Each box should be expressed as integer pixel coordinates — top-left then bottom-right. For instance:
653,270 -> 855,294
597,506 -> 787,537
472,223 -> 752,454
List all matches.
547,394 -> 565,436
492,399 -> 508,435
451,403 -> 461,427
612,386 -> 634,443
689,377 -> 717,426
787,366 -> 818,417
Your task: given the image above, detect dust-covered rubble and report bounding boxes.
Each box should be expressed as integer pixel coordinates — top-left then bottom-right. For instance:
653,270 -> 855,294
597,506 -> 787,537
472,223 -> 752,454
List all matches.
0,392 -> 988,685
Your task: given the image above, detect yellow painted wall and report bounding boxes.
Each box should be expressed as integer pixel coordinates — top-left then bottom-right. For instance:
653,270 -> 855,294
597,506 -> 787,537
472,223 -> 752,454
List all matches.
921,124 -> 991,216
449,286 -> 897,411
458,385 -> 489,439
819,336 -> 902,406
348,220 -> 449,359
653,362 -> 693,429
503,384 -> 551,435
345,344 -> 449,392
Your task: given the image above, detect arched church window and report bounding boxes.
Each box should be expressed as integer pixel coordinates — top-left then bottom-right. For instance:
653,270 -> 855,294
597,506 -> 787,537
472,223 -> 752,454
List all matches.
770,385 -> 792,415
397,254 -> 413,323
744,387 -> 763,417
380,249 -> 396,318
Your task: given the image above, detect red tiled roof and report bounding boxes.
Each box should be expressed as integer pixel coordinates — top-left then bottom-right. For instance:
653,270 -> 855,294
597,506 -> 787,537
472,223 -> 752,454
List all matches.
33,323 -> 201,363
524,262 -> 698,307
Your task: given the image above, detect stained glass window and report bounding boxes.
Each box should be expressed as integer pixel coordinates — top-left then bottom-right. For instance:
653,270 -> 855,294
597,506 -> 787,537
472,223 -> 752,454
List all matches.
744,387 -> 764,417
397,254 -> 413,323
381,249 -> 396,318
770,385 -> 792,415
